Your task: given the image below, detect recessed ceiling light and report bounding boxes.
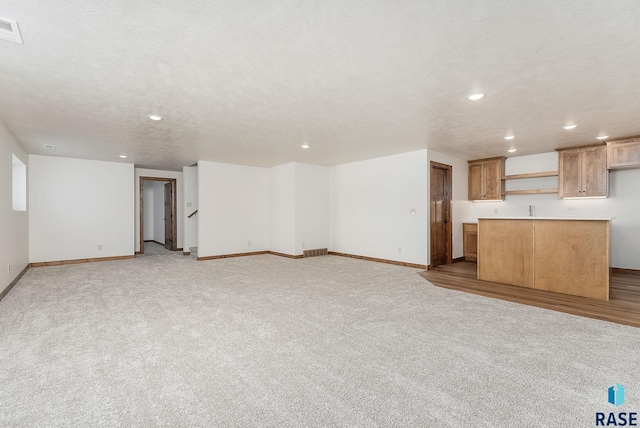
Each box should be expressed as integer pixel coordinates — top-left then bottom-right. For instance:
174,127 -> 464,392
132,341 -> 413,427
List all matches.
301,142 -> 310,149
147,114 -> 163,121
119,155 -> 128,159
43,144 -> 55,149
508,148 -> 517,153
563,124 -> 577,130
467,93 -> 485,101
504,135 -> 515,140
596,135 -> 609,140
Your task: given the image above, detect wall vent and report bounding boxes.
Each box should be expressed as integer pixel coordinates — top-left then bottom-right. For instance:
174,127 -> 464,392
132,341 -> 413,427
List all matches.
0,17 -> 23,44
303,248 -> 328,258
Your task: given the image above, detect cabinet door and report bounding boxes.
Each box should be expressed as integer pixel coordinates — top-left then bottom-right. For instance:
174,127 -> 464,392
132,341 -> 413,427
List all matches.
463,223 -> 478,261
468,162 -> 484,200
582,146 -> 608,197
558,149 -> 582,198
483,159 -> 504,200
607,139 -> 640,170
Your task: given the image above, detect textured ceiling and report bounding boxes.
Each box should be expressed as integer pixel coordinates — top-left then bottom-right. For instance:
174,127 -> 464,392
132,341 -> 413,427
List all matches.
1,1 -> 640,170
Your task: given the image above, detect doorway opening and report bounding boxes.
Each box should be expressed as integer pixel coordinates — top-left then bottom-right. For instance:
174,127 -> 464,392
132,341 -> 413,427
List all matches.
139,176 -> 177,255
430,161 -> 452,267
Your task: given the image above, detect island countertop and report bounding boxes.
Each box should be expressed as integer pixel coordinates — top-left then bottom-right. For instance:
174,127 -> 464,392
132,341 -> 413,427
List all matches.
475,216 -> 612,221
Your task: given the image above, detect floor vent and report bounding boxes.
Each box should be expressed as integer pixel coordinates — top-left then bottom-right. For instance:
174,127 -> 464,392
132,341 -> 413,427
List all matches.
0,17 -> 23,44
303,248 -> 328,258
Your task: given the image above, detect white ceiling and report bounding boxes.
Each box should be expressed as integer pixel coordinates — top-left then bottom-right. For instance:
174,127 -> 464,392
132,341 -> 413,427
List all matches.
1,1 -> 640,171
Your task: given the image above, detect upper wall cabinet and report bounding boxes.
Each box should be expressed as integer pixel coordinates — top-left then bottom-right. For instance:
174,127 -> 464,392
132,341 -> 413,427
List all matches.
607,137 -> 640,170
557,145 -> 608,198
468,157 -> 506,201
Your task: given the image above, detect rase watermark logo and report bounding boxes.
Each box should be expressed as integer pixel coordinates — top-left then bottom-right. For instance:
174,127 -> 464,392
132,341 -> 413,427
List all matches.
609,384 -> 626,408
596,384 -> 637,426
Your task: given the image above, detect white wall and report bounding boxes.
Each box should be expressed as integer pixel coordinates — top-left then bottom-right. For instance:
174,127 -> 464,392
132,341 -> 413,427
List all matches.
330,150 -> 428,266
198,161 -> 268,257
295,163 -> 330,255
134,168 -> 183,252
466,152 -> 640,269
268,163 -> 296,255
183,166 -> 198,252
427,150 -> 470,262
0,120 -> 29,291
142,182 -> 154,241
29,155 -> 134,263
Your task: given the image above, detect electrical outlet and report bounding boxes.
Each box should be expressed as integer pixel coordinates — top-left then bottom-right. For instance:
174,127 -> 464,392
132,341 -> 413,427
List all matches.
494,208 -> 499,214
568,207 -> 577,215
248,241 -> 252,246
302,242 -> 306,249
98,244 -> 103,250
398,246 -> 402,253
187,202 -> 192,208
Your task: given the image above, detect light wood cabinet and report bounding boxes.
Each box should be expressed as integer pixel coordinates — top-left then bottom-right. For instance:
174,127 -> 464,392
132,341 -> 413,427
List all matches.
462,223 -> 477,261
607,137 -> 640,170
478,218 -> 610,300
557,145 -> 608,198
468,157 -> 505,201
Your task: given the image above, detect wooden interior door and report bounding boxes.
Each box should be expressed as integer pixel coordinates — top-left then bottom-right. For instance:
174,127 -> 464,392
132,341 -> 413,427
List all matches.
430,162 -> 452,267
164,182 -> 174,250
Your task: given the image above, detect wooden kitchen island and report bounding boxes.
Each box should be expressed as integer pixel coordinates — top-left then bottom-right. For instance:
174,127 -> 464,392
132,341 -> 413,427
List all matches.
478,218 -> 610,300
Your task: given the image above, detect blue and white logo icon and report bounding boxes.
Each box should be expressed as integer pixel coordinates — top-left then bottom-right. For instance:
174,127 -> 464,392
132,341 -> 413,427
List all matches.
608,384 -> 625,407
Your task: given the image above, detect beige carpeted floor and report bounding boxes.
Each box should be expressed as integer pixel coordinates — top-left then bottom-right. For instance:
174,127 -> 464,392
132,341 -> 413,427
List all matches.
1,242 -> 638,427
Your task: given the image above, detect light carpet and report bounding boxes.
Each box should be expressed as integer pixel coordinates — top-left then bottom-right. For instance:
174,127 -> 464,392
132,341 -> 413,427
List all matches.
1,243 -> 639,427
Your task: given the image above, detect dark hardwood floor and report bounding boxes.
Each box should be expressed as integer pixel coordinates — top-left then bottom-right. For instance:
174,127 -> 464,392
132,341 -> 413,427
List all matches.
420,261 -> 640,328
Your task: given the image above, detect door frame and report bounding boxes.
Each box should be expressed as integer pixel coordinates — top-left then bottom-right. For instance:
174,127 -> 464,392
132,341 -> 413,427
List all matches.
139,176 -> 177,254
429,161 -> 453,266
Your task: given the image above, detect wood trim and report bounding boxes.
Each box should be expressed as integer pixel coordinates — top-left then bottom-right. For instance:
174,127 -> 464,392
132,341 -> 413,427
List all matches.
182,252 -> 191,256
467,156 -> 508,163
556,143 -> 605,152
504,188 -> 558,195
328,251 -> 427,269
612,267 -> 640,276
268,251 -> 304,259
452,256 -> 465,263
197,251 -> 269,261
0,265 -> 30,302
30,255 -> 135,267
139,177 -> 178,254
503,171 -> 558,180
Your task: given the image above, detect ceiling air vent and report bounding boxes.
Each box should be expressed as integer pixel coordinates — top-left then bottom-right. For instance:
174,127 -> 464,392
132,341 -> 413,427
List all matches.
0,17 -> 23,44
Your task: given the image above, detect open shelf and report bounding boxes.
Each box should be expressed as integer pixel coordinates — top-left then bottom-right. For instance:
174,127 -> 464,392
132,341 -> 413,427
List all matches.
503,171 -> 558,180
504,188 -> 558,195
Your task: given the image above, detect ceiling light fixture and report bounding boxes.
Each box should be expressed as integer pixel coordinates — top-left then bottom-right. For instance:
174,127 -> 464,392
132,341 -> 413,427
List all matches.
119,155 -> 128,159
147,114 -> 163,121
301,142 -> 310,149
596,135 -> 609,140
504,135 -> 515,140
563,124 -> 577,130
467,93 -> 485,101
508,148 -> 517,153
